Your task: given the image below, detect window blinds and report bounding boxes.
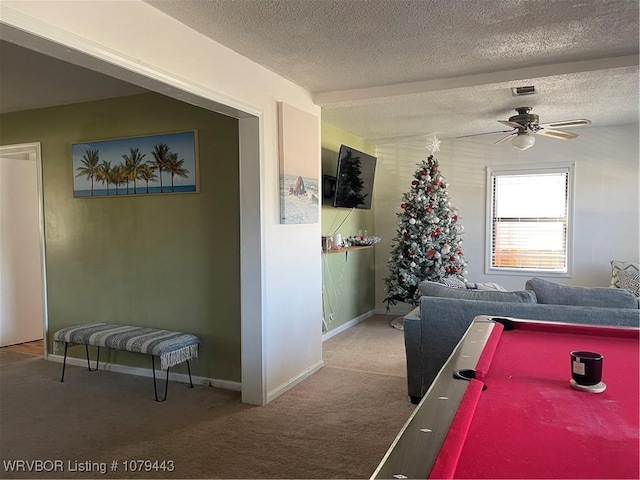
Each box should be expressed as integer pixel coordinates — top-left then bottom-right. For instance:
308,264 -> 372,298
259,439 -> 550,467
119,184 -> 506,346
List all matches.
490,170 -> 569,272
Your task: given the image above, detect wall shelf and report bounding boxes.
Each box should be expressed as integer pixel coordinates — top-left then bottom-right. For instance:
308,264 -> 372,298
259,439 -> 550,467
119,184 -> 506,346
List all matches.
324,245 -> 374,254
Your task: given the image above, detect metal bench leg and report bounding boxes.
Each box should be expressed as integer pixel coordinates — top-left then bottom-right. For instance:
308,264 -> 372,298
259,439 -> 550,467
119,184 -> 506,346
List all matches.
85,345 -> 100,371
186,360 -> 193,388
151,356 -> 170,402
60,343 -> 69,382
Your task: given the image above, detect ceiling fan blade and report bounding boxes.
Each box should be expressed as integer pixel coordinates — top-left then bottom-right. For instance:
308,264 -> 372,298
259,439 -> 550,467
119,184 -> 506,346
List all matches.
456,129 -> 514,139
498,120 -> 523,128
538,119 -> 591,128
536,128 -> 579,140
494,132 -> 518,144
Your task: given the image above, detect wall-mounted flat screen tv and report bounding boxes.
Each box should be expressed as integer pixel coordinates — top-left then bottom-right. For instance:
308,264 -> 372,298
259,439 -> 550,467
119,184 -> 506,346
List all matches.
333,145 -> 377,210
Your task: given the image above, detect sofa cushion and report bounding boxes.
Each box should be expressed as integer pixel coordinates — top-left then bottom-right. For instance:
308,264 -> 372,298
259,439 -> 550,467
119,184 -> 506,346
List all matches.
525,277 -> 638,309
467,282 -> 508,292
418,280 -> 537,303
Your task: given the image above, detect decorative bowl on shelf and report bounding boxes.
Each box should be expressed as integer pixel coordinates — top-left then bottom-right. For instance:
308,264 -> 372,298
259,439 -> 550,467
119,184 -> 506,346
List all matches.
345,235 -> 381,247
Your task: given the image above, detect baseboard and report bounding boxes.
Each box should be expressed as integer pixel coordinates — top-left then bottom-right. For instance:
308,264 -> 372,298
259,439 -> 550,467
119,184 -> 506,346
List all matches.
266,360 -> 324,403
322,309 -> 376,342
46,354 -> 242,392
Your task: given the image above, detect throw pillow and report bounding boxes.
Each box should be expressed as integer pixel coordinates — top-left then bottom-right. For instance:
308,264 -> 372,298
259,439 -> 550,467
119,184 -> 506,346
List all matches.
525,277 -> 638,309
418,280 -> 537,303
441,277 -> 467,289
618,269 -> 640,297
611,260 -> 640,289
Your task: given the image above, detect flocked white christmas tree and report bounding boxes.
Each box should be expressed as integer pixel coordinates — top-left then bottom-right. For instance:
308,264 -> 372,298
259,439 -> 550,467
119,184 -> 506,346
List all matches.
384,153 -> 468,308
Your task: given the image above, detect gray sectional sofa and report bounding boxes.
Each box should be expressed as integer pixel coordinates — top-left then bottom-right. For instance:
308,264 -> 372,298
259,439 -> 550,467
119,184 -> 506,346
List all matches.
403,277 -> 640,403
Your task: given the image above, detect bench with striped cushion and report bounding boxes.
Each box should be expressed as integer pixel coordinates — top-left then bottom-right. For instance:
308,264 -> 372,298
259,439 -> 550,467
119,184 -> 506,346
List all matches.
54,323 -> 200,401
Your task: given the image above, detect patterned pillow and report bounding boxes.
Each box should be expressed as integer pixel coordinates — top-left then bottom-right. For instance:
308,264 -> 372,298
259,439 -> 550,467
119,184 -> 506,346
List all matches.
618,269 -> 640,297
611,260 -> 639,289
441,277 -> 467,289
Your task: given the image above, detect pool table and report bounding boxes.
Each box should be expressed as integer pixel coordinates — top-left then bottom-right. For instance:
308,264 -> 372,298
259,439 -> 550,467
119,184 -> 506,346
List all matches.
372,316 -> 639,479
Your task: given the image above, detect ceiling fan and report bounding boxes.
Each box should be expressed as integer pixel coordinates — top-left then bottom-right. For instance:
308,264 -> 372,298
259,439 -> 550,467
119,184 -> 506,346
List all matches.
461,107 -> 591,150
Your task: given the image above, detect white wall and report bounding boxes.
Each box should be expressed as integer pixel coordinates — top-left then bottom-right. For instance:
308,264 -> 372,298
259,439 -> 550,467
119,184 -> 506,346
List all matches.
1,0 -> 323,404
375,125 -> 639,312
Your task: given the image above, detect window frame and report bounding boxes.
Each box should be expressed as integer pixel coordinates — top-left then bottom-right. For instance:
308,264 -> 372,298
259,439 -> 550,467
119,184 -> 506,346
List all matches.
485,162 -> 575,277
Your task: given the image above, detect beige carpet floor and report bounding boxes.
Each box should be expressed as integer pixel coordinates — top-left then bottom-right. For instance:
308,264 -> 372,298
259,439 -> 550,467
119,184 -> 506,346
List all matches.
0,314 -> 413,479
323,315 -> 406,377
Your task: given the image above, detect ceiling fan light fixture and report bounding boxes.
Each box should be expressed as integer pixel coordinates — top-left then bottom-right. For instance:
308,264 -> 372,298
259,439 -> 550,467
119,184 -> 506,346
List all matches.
512,131 -> 536,150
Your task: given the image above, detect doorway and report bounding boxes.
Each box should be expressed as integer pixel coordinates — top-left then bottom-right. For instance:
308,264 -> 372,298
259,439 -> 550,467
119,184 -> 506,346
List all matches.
0,21 -> 265,403
0,143 -> 47,355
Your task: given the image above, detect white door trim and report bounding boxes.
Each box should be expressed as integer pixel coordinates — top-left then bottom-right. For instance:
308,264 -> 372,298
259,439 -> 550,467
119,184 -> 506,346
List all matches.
0,142 -> 48,357
0,12 -> 267,404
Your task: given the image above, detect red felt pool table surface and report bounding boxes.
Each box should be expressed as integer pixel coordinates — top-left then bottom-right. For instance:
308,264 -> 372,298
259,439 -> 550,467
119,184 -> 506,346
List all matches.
431,319 -> 639,479
372,317 -> 639,480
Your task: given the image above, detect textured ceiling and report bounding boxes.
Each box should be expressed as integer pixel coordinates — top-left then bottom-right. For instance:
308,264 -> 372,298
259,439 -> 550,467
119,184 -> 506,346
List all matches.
1,1 -> 638,146
146,0 -> 640,144
147,0 -> 639,92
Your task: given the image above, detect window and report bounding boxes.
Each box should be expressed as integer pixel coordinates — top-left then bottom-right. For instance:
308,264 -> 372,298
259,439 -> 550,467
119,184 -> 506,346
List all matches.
486,164 -> 574,274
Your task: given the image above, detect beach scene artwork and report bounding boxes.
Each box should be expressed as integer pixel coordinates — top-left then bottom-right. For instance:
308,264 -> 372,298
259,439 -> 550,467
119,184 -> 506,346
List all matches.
72,131 -> 198,198
278,102 -> 319,224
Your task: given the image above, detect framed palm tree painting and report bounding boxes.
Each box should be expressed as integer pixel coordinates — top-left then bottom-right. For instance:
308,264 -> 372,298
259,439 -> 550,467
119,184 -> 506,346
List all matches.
72,131 -> 198,197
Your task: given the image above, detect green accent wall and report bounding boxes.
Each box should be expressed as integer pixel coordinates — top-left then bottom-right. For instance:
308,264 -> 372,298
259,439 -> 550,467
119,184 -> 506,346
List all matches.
321,123 -> 376,332
0,93 -> 241,381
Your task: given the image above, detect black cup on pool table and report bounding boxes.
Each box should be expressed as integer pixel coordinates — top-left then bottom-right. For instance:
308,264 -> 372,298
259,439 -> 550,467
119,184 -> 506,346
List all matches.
570,351 -> 603,386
